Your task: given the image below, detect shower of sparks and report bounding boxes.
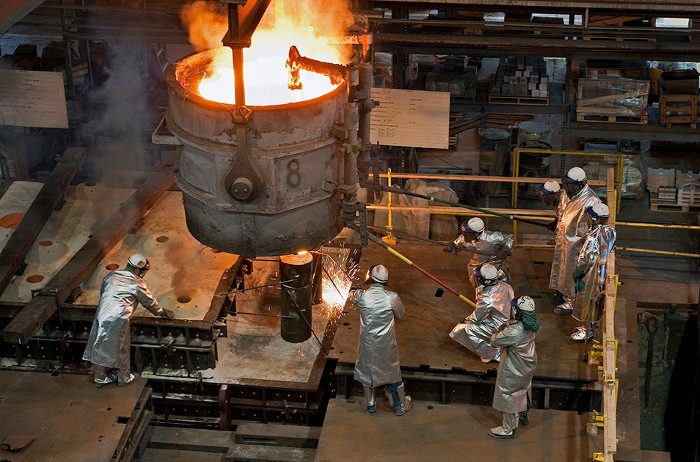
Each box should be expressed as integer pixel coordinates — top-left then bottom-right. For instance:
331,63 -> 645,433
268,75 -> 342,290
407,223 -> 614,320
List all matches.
317,250 -> 358,317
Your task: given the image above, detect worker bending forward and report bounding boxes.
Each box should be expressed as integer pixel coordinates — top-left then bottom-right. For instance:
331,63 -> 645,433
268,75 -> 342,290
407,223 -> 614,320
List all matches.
571,203 -> 617,341
538,180 -> 567,223
446,217 -> 513,291
549,167 -> 601,314
449,263 -> 514,363
351,264 -> 411,416
83,254 -> 174,387
489,296 -> 539,439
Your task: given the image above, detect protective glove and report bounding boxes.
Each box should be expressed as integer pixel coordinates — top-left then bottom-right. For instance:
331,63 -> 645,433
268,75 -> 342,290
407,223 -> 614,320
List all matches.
160,308 -> 175,319
443,243 -> 458,254
495,246 -> 511,261
573,269 -> 586,293
546,219 -> 558,232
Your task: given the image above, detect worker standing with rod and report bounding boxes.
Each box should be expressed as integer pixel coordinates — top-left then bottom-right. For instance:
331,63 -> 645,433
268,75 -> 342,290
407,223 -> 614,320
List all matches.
548,167 -> 601,315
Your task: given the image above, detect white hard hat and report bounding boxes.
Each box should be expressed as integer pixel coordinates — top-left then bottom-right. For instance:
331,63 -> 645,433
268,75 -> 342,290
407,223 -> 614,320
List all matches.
564,167 -> 587,183
467,217 -> 485,233
478,263 -> 499,281
128,253 -> 149,269
368,264 -> 389,284
591,203 -> 610,218
543,181 -> 560,193
515,296 -> 536,312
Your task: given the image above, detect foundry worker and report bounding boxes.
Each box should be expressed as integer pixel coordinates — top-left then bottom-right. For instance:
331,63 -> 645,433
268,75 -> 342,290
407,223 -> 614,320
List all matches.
83,253 -> 175,387
570,203 -> 617,342
489,296 -> 538,439
351,264 -> 411,416
445,217 -> 514,290
538,180 -> 567,223
449,263 -> 514,363
548,167 -> 601,315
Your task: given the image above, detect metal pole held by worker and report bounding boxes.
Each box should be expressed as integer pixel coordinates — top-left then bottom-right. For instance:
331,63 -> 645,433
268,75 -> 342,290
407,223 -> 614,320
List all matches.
365,232 -> 477,309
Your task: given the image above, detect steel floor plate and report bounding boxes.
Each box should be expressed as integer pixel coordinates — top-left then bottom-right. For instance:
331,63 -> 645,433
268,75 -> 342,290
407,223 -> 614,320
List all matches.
0,370 -> 145,462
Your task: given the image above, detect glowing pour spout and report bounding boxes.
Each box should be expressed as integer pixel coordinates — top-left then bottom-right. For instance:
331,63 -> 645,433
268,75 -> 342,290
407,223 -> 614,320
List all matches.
286,45 -> 347,91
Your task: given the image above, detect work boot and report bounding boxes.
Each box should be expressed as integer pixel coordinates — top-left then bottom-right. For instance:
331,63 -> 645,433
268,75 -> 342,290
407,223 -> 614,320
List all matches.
117,372 -> 139,386
553,300 -> 573,315
364,386 -> 377,415
386,382 -> 411,416
518,412 -> 530,428
489,426 -> 515,439
395,396 -> 412,416
94,372 -> 117,388
570,325 -> 594,342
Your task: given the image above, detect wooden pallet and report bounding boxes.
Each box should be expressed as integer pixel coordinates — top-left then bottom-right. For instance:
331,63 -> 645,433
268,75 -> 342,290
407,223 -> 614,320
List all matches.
577,113 -> 648,124
582,35 -> 656,42
660,94 -> 699,128
488,95 -> 550,106
650,200 -> 697,212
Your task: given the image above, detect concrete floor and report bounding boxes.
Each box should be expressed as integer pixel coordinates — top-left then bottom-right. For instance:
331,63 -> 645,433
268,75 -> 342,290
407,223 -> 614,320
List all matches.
315,398 -> 601,462
0,182 -> 134,302
75,191 -> 238,320
0,370 -> 145,462
331,241 -> 595,382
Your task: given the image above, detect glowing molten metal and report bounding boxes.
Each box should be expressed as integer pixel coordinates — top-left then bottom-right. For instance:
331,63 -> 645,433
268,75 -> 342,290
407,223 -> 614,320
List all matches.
197,10 -> 343,106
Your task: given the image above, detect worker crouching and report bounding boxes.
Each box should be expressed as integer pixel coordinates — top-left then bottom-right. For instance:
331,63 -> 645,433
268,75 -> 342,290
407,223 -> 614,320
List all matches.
489,296 -> 539,439
449,263 -> 514,363
83,254 -> 175,387
351,264 -> 411,416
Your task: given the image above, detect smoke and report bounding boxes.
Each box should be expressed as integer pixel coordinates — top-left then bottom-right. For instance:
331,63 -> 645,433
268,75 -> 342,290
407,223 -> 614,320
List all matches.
179,0 -> 354,58
164,236 -> 200,300
78,42 -> 150,232
180,1 -> 228,51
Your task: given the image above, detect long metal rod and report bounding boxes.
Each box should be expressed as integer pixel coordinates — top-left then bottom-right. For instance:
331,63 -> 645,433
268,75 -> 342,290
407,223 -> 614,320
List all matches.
364,232 -> 477,308
371,171 -> 606,186
379,185 -> 550,228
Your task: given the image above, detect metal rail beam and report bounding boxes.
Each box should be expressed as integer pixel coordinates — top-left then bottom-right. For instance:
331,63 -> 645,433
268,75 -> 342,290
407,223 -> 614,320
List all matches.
0,148 -> 84,295
2,171 -> 174,344
374,32 -> 700,60
366,0 -> 700,13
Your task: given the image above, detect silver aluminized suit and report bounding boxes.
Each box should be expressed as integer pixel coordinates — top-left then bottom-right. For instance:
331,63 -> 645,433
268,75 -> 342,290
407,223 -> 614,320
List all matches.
573,224 -> 616,322
83,270 -> 163,369
549,185 -> 601,298
449,280 -> 514,360
352,285 -> 406,387
455,230 -> 514,287
491,320 -> 537,414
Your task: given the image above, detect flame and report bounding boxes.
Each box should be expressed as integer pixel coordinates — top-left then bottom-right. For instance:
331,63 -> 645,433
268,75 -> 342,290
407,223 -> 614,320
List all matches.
192,1 -> 349,106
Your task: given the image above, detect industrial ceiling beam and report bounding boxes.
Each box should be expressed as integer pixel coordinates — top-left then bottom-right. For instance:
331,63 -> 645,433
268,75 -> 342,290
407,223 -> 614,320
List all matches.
374,32 -> 700,61
0,0 -> 46,36
2,170 -> 174,344
366,0 -> 700,14
0,147 -> 85,295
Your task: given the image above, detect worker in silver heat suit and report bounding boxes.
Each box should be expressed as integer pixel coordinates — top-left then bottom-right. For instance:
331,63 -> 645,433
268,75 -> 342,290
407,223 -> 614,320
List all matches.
548,167 -> 601,315
83,254 -> 175,387
445,217 -> 514,290
351,264 -> 411,416
489,295 -> 539,439
449,263 -> 514,363
571,203 -> 617,342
